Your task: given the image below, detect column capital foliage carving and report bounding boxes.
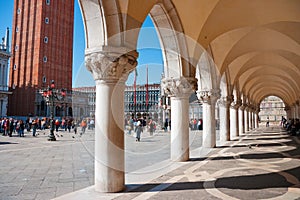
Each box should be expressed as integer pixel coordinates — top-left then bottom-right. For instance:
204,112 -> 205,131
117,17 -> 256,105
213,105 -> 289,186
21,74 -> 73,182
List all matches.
284,106 -> 290,111
231,99 -> 242,109
255,107 -> 260,113
239,103 -> 248,110
85,50 -> 138,81
161,77 -> 196,98
219,95 -> 233,108
197,89 -> 221,104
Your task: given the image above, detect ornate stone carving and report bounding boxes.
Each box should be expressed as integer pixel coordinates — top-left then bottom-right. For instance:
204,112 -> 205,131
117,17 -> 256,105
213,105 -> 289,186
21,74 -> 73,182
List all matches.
284,106 -> 290,111
218,96 -> 233,108
239,103 -> 247,111
231,99 -> 242,109
197,89 -> 221,104
255,107 -> 260,114
85,51 -> 138,81
161,77 -> 196,98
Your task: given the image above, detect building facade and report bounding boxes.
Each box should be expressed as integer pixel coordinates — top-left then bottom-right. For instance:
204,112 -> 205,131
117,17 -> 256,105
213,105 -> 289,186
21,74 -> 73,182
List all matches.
8,0 -> 74,116
259,96 -> 286,122
72,87 -> 95,118
0,28 -> 11,116
73,84 -> 162,120
34,89 -> 73,118
124,84 -> 161,120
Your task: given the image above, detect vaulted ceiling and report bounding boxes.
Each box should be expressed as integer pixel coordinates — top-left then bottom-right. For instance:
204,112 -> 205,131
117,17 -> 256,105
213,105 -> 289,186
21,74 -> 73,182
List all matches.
79,0 -> 300,106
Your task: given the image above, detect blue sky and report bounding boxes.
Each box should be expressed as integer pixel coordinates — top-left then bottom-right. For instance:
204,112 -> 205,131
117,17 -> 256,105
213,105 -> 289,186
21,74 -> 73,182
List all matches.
0,1 -> 163,87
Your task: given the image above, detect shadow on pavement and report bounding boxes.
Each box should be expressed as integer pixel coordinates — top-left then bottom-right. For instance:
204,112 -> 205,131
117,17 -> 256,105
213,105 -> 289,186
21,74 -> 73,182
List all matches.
125,166 -> 300,193
0,141 -> 19,145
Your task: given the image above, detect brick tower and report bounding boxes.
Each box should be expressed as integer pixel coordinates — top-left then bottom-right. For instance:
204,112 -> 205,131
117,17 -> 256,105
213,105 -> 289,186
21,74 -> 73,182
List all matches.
8,0 -> 74,116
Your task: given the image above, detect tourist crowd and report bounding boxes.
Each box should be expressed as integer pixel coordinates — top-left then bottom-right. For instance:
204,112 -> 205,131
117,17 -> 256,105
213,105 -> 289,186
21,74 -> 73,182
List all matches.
124,117 -> 157,141
282,116 -> 300,136
0,117 -> 95,137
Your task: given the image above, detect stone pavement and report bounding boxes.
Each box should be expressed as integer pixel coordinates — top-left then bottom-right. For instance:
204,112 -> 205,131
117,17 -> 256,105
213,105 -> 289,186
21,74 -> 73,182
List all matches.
0,128 -> 203,200
55,127 -> 300,200
1,127 -> 300,200
0,129 -> 95,200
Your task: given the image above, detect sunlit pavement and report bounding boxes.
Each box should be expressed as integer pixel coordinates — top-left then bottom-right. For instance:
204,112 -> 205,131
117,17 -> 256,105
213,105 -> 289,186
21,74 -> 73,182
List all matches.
0,128 -> 203,200
1,126 -> 300,200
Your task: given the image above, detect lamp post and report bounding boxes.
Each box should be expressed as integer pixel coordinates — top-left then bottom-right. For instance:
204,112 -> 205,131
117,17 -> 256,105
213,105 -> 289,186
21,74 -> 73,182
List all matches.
42,80 -> 66,141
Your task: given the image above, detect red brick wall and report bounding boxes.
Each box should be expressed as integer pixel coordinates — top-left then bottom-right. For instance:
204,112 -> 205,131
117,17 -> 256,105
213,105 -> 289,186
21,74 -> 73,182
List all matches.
8,0 -> 74,116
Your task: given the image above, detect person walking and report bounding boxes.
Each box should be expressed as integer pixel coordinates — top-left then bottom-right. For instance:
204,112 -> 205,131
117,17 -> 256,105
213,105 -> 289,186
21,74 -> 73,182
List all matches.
149,119 -> 155,136
135,121 -> 143,142
19,120 -> 25,137
266,117 -> 270,127
55,119 -> 60,132
80,119 -> 87,135
32,119 -> 37,137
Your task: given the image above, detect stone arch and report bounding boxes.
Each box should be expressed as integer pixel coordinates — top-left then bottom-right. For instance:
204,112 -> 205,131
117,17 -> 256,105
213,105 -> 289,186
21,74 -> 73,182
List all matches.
219,69 -> 232,98
252,86 -> 294,106
258,94 -> 288,108
149,0 -> 194,78
231,51 -> 300,86
196,51 -> 220,91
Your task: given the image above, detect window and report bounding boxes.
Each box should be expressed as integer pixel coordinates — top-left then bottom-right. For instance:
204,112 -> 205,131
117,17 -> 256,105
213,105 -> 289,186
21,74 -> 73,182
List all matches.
43,56 -> 47,62
13,64 -> 17,70
42,76 -> 47,83
17,8 -> 21,15
16,27 -> 19,32
44,36 -> 48,43
46,0 -> 50,5
15,45 -> 18,51
45,17 -> 49,24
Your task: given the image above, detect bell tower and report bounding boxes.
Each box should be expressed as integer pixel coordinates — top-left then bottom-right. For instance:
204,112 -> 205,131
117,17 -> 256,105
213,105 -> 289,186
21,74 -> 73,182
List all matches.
8,0 -> 74,116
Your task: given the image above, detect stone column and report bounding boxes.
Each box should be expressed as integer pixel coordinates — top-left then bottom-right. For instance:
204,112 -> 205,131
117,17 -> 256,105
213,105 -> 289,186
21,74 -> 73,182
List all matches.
249,108 -> 253,130
252,111 -> 255,129
254,109 -> 259,129
239,104 -> 245,134
244,106 -> 250,132
230,100 -> 241,138
291,104 -> 296,119
218,96 -> 232,142
85,48 -> 138,192
197,89 -> 220,148
295,101 -> 299,118
162,77 -> 196,161
253,107 -> 258,129
285,106 -> 291,120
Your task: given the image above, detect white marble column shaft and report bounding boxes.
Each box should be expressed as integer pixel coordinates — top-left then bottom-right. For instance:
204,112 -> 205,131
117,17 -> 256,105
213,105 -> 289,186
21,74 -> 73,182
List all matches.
219,97 -> 231,142
94,80 -> 125,192
239,106 -> 245,135
170,96 -> 190,161
85,49 -> 138,192
202,101 -> 216,147
249,110 -> 253,130
230,102 -> 240,139
245,108 -> 250,132
162,77 -> 196,161
254,112 -> 258,128
198,90 -> 220,148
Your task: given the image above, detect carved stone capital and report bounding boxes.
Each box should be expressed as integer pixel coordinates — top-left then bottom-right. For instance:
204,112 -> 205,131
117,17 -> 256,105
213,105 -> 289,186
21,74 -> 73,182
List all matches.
231,99 -> 242,109
255,107 -> 260,114
85,49 -> 138,81
161,77 -> 196,98
284,106 -> 290,111
239,103 -> 247,111
197,89 -> 221,104
218,96 -> 233,108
